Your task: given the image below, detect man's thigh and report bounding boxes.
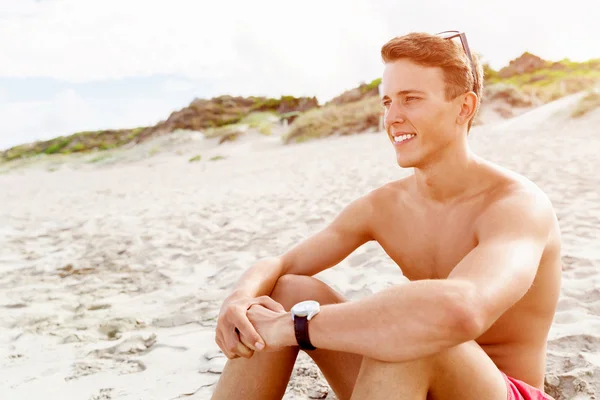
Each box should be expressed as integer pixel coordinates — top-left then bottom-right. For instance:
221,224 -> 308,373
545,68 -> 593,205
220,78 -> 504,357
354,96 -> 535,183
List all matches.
429,340 -> 508,400
351,340 -> 507,400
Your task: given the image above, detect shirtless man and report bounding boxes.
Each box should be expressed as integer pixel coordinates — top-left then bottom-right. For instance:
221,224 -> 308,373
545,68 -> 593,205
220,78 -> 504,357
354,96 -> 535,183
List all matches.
211,31 -> 562,399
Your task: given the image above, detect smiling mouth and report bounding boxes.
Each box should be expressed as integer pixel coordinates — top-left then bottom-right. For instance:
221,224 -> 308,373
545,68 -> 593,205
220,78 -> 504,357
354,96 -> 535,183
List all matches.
392,133 -> 416,144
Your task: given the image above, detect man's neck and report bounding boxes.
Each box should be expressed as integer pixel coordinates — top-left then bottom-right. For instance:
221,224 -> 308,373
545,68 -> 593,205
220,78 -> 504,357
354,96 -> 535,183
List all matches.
412,141 -> 482,204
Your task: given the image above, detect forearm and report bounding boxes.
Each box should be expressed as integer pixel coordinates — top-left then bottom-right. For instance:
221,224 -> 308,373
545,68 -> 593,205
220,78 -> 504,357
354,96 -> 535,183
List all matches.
230,257 -> 285,298
307,280 -> 478,362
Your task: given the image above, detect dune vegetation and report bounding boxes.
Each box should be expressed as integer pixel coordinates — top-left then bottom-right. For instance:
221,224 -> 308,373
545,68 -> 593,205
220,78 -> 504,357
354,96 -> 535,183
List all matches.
571,89 -> 600,118
2,53 -> 599,163
1,127 -> 147,162
282,96 -> 382,144
488,53 -> 600,103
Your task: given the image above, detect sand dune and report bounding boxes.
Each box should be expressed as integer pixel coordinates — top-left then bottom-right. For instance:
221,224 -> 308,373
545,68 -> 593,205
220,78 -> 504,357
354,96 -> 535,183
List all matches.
1,93 -> 599,399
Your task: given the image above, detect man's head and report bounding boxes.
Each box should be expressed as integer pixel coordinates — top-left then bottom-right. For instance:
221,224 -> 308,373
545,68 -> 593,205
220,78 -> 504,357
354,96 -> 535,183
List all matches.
379,32 -> 484,169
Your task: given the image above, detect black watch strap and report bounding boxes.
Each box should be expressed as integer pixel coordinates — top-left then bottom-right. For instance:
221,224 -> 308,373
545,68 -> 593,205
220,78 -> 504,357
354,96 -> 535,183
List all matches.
294,316 -> 316,351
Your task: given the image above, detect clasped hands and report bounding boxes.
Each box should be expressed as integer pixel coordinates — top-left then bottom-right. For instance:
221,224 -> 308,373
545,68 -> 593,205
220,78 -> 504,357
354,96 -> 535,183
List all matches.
215,295 -> 296,359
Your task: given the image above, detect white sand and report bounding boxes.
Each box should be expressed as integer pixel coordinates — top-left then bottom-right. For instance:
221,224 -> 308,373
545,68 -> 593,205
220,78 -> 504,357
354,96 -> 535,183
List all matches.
1,91 -> 599,399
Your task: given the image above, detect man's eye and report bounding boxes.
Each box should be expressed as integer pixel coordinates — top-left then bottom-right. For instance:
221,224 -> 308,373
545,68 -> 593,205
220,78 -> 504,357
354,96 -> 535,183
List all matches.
382,101 -> 391,107
406,97 -> 419,102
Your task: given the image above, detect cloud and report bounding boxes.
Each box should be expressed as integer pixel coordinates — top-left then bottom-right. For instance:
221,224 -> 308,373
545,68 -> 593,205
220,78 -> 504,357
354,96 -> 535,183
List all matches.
1,0 -> 229,80
0,89 -> 93,149
2,0 -> 598,102
371,0 -> 599,68
0,85 -> 192,150
162,78 -> 198,94
1,0 -> 599,148
0,0 -> 391,100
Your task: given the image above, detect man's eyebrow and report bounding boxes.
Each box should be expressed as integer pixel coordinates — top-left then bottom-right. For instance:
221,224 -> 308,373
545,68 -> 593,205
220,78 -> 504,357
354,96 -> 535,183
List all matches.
396,89 -> 426,95
381,90 -> 426,99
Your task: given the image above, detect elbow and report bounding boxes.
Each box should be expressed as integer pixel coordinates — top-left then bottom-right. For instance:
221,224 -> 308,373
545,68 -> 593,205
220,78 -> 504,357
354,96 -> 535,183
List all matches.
445,282 -> 487,341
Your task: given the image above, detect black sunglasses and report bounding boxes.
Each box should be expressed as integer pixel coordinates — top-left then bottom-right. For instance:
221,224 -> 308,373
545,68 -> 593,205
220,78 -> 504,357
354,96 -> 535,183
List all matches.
436,30 -> 478,91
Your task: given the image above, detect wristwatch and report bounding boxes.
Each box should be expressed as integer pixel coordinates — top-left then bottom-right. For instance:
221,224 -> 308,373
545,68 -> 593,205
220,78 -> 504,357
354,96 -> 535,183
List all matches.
290,300 -> 321,351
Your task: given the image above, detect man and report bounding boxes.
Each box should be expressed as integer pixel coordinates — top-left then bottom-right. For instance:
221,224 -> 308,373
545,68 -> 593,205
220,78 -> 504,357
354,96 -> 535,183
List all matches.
211,31 -> 562,400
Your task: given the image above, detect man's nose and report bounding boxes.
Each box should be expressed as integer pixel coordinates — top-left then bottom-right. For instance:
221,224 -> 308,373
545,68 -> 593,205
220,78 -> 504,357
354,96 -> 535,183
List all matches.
384,106 -> 405,128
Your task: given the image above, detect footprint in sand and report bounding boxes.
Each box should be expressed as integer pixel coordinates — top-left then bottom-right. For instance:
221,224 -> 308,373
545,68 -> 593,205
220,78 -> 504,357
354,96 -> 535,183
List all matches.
571,267 -> 599,279
200,350 -> 227,374
544,336 -> 600,398
546,351 -> 591,372
66,334 -> 156,380
553,309 -> 591,324
98,317 -> 147,340
556,296 -> 583,312
548,334 -> 600,353
588,299 -> 600,315
67,358 -> 147,381
66,360 -> 105,380
91,333 -> 157,358
545,372 -> 597,400
89,388 -> 114,400
561,255 -> 594,270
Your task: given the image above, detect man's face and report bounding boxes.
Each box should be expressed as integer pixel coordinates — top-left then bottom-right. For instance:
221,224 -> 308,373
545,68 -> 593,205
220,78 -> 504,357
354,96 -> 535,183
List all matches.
381,59 -> 463,169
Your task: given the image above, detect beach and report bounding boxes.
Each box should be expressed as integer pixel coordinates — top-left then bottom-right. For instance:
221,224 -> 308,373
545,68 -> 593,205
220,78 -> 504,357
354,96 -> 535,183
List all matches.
1,91 -> 599,399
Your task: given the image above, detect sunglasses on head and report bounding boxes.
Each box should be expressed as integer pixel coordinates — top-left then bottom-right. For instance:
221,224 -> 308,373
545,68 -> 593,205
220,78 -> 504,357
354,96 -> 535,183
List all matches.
436,30 -> 478,91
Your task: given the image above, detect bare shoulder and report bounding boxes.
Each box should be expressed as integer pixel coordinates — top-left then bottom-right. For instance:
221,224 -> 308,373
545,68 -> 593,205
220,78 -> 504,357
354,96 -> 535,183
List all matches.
476,162 -> 558,238
366,176 -> 413,204
333,178 -> 412,236
326,177 -> 411,231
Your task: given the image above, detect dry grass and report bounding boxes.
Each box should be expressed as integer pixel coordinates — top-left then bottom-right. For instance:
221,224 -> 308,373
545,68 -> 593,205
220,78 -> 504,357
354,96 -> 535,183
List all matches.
483,83 -> 535,107
486,56 -> 600,104
203,124 -> 246,140
241,112 -> 278,136
283,96 -> 382,144
203,111 -> 277,140
571,90 -> 600,118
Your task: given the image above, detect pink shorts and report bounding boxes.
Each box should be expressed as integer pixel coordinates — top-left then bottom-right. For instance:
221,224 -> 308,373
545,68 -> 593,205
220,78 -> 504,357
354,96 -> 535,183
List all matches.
503,373 -> 553,400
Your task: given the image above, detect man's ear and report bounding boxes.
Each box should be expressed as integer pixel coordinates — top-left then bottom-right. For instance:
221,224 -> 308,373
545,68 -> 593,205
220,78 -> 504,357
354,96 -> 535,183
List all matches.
456,92 -> 478,125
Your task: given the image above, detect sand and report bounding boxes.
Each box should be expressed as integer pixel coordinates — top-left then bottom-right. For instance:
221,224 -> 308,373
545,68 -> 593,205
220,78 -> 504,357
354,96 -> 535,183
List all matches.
1,90 -> 599,400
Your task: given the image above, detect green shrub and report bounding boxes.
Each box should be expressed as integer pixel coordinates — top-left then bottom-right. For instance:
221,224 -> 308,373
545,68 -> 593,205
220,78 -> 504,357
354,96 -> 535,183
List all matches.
70,142 -> 86,152
45,139 -> 71,154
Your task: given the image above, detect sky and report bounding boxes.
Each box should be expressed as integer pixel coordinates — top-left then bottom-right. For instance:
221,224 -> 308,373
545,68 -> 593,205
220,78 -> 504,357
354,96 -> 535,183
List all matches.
1,0 -> 598,150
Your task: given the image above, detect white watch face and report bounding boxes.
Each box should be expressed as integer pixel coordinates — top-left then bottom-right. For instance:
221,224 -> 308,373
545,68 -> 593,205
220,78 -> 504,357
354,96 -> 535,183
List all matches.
291,300 -> 320,319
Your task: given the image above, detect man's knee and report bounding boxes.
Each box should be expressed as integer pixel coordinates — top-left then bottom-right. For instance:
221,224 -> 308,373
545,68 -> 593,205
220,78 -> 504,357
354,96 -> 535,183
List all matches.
431,340 -> 480,370
270,274 -> 344,310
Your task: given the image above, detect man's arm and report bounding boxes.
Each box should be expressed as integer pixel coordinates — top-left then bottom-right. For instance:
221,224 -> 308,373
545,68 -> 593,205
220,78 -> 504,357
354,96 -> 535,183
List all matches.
274,190 -> 554,362
216,192 -> 376,359
230,193 -> 376,298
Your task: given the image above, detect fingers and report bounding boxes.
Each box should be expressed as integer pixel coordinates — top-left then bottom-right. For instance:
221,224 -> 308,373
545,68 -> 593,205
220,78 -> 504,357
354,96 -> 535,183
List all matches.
215,295 -> 284,360
254,295 -> 286,313
235,313 -> 265,350
219,326 -> 254,360
233,340 -> 254,359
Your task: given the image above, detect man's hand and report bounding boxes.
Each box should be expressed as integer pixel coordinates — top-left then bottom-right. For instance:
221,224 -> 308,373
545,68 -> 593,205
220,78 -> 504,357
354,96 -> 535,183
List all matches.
247,304 -> 295,352
215,294 -> 285,359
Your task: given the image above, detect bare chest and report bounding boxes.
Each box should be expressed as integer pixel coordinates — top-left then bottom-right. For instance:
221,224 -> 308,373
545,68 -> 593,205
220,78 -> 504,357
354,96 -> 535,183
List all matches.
375,203 -> 480,280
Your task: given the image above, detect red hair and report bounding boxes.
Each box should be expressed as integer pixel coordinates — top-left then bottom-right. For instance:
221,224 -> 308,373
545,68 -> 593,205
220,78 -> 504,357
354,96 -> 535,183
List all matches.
381,32 -> 484,130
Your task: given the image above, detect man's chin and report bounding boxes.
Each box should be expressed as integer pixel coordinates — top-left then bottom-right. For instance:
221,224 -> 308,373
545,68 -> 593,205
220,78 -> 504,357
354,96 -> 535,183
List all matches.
396,155 -> 416,169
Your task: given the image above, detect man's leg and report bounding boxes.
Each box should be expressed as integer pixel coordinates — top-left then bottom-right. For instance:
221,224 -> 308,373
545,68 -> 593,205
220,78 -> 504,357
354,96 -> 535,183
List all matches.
350,341 -> 508,400
211,274 -> 363,400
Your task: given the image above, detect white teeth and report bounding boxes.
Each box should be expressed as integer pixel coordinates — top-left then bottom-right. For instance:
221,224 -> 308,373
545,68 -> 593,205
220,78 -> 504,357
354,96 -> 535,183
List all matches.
393,134 -> 415,143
